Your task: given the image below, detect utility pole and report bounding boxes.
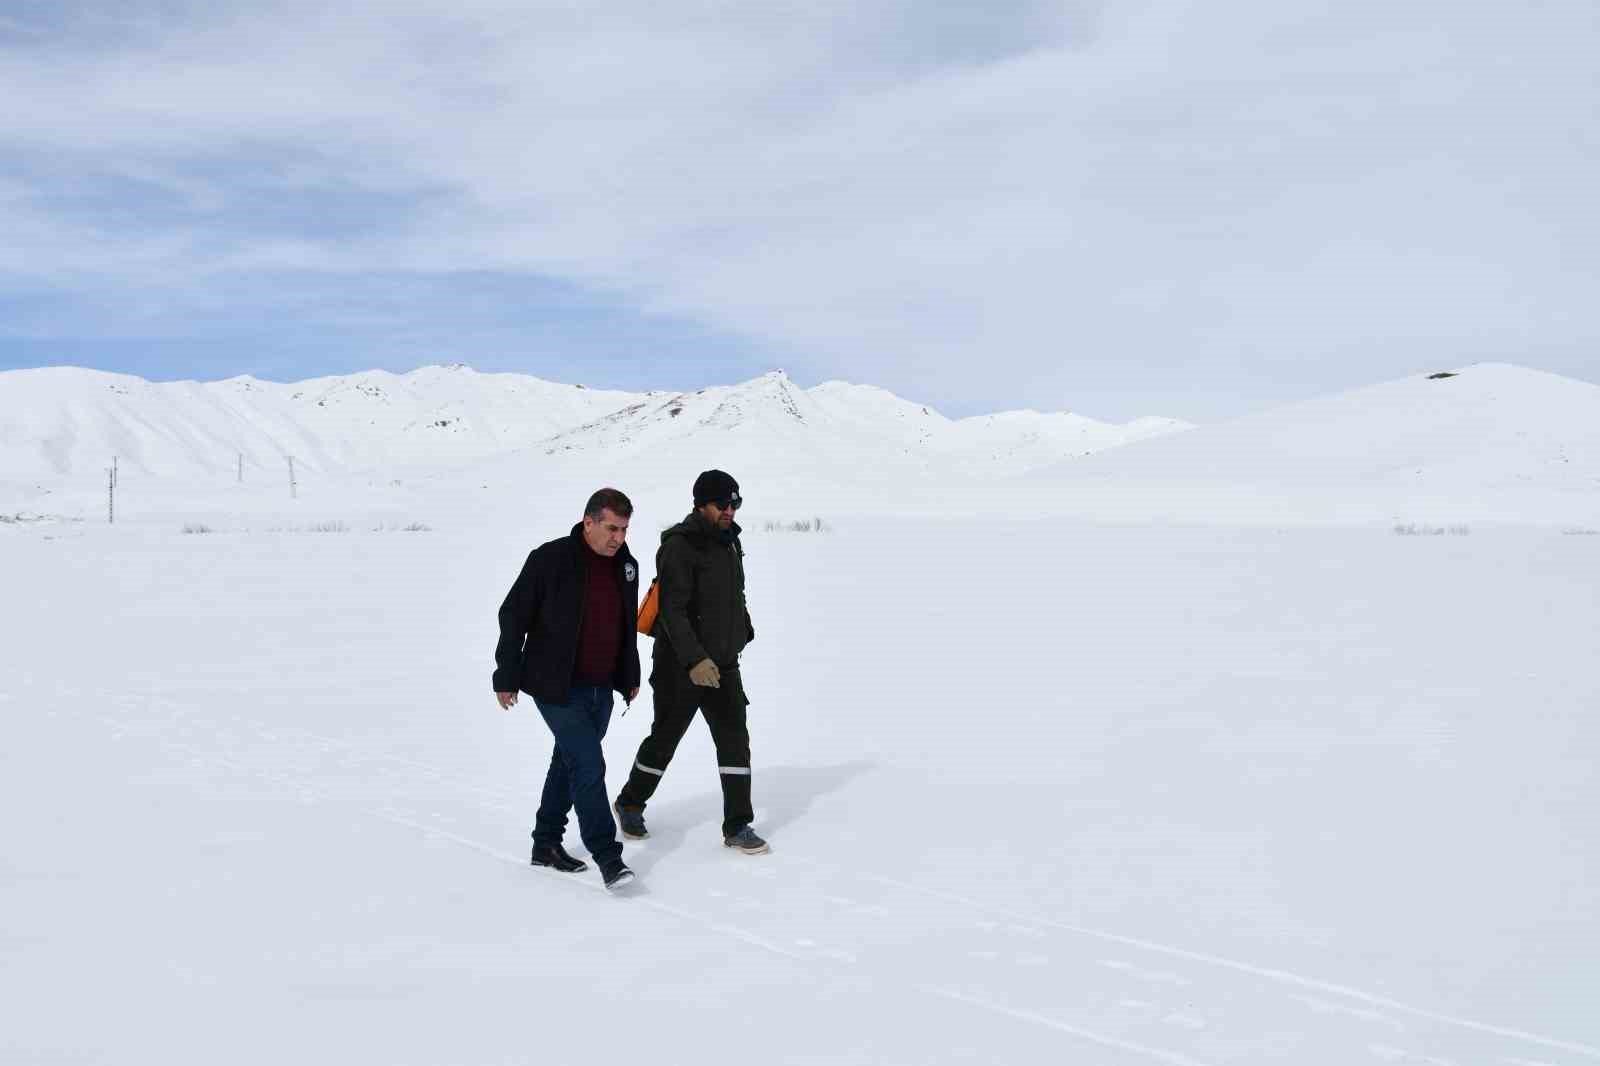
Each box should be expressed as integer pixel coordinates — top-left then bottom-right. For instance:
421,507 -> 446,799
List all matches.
107,465 -> 115,524
238,452 -> 243,483
112,455 -> 118,491
287,456 -> 297,499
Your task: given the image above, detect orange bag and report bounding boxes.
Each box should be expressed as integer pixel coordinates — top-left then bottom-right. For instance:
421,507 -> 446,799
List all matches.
636,578 -> 660,635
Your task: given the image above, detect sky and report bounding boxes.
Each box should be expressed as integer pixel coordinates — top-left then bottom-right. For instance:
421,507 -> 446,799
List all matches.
2,1 -> 1597,421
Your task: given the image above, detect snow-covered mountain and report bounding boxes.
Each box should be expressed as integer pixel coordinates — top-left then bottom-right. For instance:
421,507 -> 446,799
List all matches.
931,410 -> 1192,475
0,364 -> 640,481
804,379 -> 1189,473
0,365 -> 1190,494
1041,364 -> 1599,489
527,370 -> 1189,486
7,360 -> 1595,525
1009,363 -> 1600,524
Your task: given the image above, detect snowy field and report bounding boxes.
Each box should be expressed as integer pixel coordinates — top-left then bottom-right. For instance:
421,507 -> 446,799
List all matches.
4,512 -> 1597,1065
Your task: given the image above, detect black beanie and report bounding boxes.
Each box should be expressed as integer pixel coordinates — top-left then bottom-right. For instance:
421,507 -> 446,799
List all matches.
693,469 -> 740,506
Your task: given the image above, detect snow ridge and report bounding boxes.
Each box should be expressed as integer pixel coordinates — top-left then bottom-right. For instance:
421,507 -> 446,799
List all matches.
0,365 -> 1190,486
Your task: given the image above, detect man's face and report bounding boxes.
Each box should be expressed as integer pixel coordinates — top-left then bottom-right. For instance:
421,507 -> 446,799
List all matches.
697,492 -> 740,530
582,508 -> 629,556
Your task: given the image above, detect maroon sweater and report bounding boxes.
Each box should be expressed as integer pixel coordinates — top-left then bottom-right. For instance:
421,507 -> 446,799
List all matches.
574,547 -> 622,686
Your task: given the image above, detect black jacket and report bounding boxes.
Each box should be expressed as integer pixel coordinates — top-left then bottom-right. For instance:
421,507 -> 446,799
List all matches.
493,525 -> 642,702
653,511 -> 754,670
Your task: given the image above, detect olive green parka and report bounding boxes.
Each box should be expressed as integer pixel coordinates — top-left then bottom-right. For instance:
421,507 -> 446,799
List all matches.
652,510 -> 754,670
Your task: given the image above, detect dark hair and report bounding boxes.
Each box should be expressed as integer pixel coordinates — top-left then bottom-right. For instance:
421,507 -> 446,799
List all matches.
585,487 -> 633,520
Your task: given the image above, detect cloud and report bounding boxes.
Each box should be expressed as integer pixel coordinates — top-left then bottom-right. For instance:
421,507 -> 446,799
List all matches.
2,0 -> 1597,418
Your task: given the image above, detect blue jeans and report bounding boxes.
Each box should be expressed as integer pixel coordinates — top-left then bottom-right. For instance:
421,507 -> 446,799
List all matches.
532,685 -> 622,867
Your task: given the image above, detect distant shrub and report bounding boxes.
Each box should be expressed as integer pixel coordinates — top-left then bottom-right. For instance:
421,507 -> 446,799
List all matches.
182,523 -> 213,534
1,512 -> 74,526
1393,523 -> 1470,536
265,521 -> 349,534
1562,527 -> 1599,536
764,517 -> 830,534
371,521 -> 432,532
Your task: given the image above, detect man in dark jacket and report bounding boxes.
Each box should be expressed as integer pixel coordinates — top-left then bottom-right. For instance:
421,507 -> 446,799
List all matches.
493,488 -> 642,890
614,470 -> 769,855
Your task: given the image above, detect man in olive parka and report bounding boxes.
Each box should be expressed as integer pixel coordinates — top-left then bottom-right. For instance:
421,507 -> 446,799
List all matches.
614,470 -> 769,855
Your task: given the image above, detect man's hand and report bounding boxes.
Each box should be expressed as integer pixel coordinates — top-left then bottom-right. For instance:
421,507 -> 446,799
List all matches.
625,687 -> 640,704
688,659 -> 721,688
496,691 -> 519,710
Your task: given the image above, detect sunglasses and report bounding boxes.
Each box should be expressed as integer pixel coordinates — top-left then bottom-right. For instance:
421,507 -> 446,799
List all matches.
710,494 -> 742,511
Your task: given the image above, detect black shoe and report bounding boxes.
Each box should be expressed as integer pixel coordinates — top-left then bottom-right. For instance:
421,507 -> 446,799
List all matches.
600,859 -> 636,891
723,826 -> 770,855
531,843 -> 588,873
613,800 -> 649,840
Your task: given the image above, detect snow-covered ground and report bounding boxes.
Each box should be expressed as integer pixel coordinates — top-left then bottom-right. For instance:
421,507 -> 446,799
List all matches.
5,517 -> 1599,1064
4,362 -> 1599,1064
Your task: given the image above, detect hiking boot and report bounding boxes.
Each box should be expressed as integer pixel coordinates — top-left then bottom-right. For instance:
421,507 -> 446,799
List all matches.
530,842 -> 588,873
613,801 -> 649,840
723,826 -> 770,855
600,859 -> 636,891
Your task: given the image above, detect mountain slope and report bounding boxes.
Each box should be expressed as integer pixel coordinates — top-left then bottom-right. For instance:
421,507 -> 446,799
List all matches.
1010,364 -> 1600,523
1043,364 -> 1600,489
529,371 -> 1193,485
0,366 -> 1189,501
0,365 -> 643,481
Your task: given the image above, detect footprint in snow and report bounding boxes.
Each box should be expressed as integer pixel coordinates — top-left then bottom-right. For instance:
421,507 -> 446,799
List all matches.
1004,923 -> 1047,939
1294,995 -> 1404,1030
1369,1045 -> 1457,1066
822,895 -> 890,916
1098,958 -> 1191,987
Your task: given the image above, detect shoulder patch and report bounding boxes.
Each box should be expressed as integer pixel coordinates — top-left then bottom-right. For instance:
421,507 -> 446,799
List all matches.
623,561 -> 638,583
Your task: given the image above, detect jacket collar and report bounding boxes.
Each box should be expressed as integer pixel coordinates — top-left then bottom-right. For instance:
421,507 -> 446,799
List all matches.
681,510 -> 741,544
